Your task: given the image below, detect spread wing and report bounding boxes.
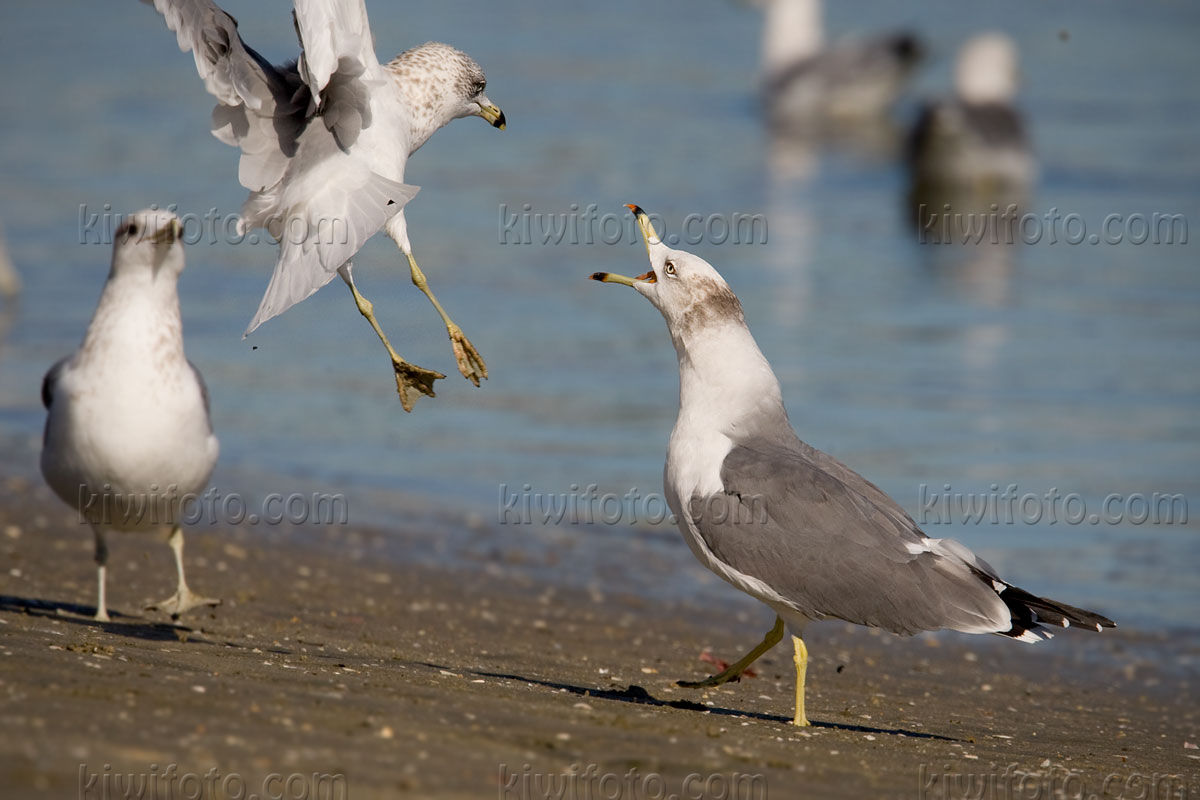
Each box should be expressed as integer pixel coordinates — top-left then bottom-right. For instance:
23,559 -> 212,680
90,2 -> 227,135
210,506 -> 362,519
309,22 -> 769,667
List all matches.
292,0 -> 381,148
687,435 -> 1011,636
142,0 -> 309,190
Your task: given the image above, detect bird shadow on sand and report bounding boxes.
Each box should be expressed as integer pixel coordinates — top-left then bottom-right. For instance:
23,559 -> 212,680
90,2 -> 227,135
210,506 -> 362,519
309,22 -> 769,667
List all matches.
0,594 -> 219,643
437,663 -> 958,741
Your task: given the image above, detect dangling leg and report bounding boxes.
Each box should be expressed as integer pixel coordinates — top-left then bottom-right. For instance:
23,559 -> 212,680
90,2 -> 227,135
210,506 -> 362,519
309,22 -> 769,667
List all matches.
384,214 -> 486,386
678,615 -> 786,688
147,526 -> 220,620
404,249 -> 487,386
792,634 -> 810,727
92,526 -> 110,623
338,263 -> 444,412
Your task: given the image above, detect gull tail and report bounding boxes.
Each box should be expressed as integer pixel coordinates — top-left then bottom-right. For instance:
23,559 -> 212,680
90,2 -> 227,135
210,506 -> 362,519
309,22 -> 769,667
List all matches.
243,173 -> 418,336
989,578 -> 1116,643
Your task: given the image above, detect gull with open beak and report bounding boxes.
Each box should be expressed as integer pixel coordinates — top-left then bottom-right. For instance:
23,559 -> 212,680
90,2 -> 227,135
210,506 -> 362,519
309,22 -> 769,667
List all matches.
591,205 -> 1113,726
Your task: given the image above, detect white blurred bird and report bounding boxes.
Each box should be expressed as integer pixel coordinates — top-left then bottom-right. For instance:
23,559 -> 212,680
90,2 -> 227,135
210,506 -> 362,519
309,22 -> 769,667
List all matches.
143,0 -> 506,410
41,209 -> 220,622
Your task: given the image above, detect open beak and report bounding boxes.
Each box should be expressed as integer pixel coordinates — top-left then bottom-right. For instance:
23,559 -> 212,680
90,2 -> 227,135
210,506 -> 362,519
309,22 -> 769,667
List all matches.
478,99 -> 506,130
588,204 -> 659,287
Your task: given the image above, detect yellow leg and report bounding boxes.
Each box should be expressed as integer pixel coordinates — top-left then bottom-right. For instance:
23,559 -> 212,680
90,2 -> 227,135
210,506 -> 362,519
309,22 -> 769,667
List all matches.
344,276 -> 444,412
405,251 -> 487,386
792,635 -> 810,727
146,526 -> 221,619
678,615 -> 785,688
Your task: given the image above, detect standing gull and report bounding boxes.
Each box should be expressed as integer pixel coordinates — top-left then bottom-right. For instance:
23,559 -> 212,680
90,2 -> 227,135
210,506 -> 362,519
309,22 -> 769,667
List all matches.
144,0 -> 506,410
41,209 -> 220,622
592,206 -> 1114,726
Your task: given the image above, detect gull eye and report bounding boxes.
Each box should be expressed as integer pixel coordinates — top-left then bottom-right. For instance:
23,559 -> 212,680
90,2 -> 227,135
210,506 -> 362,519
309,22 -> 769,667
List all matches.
126,222 -> 139,239
664,260 -> 677,276
473,80 -> 486,96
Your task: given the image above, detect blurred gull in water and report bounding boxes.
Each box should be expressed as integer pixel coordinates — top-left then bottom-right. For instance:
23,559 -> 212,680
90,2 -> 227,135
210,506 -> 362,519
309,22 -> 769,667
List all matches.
907,32 -> 1035,218
40,209 -> 220,622
755,0 -> 923,132
142,0 -> 506,410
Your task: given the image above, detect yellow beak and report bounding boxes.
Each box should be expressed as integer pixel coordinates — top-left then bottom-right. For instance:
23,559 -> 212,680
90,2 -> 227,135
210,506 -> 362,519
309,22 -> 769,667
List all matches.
479,102 -> 506,130
588,204 -> 661,287
149,218 -> 183,244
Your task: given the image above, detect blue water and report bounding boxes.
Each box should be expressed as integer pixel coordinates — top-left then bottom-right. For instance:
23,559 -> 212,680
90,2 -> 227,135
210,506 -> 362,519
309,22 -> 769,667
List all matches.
0,1 -> 1197,629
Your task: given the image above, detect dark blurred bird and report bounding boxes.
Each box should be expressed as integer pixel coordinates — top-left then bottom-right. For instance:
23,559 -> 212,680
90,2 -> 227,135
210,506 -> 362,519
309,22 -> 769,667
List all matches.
907,33 -> 1035,209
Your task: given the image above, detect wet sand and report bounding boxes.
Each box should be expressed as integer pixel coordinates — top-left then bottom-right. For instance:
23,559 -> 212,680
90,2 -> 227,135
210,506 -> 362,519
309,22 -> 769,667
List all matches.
0,475 -> 1196,800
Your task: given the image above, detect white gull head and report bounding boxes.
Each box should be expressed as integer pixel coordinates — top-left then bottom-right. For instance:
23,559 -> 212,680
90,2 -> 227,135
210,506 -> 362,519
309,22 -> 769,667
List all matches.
591,206 -> 787,442
108,209 -> 186,282
955,33 -> 1019,105
386,42 -> 505,150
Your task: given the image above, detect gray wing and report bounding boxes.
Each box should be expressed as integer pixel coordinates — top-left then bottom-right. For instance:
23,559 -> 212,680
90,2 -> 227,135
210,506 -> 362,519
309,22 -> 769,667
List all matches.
292,0 -> 380,148
767,32 -> 922,104
688,436 -> 1009,636
908,100 -> 1029,156
187,360 -> 213,424
41,356 -> 70,447
41,357 -> 69,410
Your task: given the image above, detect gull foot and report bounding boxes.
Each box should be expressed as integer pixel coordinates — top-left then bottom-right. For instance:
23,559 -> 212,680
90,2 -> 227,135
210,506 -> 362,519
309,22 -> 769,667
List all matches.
147,590 -> 221,620
677,674 -> 732,689
448,325 -> 487,386
394,360 -> 445,412
698,650 -> 757,680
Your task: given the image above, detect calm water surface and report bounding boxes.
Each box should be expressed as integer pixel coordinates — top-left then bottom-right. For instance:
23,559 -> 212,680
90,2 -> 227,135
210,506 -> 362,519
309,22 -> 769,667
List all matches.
0,1 -> 1196,630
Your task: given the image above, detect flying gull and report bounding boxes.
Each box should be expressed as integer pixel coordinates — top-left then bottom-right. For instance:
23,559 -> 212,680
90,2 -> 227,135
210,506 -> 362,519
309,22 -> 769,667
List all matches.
144,0 -> 506,410
592,205 -> 1114,726
41,209 -> 220,622
756,0 -> 922,130
907,33 -> 1035,201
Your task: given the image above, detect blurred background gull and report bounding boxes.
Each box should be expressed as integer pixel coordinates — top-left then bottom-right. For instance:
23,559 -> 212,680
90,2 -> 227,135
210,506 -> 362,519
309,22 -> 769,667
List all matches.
907,32 -> 1036,246
0,0 -> 1196,634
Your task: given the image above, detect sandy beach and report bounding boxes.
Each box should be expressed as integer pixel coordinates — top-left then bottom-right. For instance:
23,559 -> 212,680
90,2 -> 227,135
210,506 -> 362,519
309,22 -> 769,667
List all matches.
0,471 -> 1195,800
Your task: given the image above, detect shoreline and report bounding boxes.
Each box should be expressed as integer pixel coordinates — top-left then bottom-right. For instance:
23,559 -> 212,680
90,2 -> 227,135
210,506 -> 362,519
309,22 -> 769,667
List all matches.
1,474 -> 1196,798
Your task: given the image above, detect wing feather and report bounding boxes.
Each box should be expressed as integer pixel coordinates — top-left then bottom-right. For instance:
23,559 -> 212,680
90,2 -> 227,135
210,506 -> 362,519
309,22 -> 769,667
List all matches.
292,0 -> 381,147
688,437 -> 1010,636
